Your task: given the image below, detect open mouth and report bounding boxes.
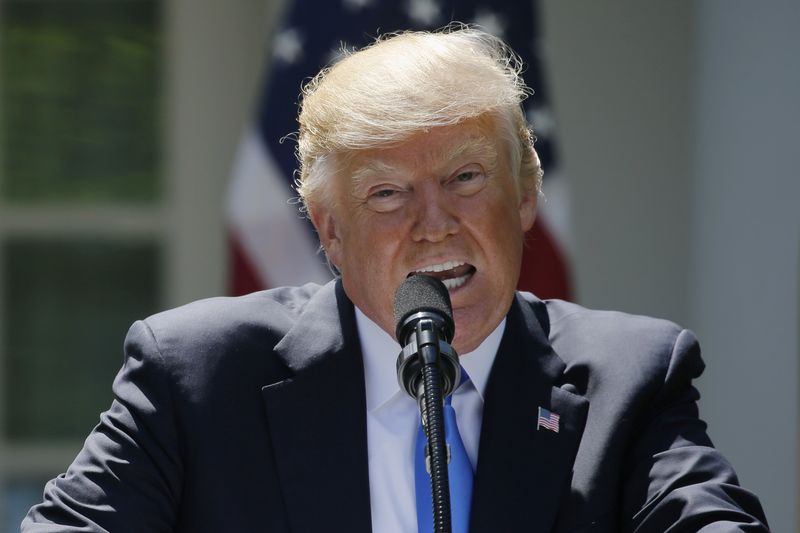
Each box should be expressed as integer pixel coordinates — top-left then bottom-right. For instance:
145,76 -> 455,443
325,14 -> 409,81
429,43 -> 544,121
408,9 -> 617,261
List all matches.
409,260 -> 476,290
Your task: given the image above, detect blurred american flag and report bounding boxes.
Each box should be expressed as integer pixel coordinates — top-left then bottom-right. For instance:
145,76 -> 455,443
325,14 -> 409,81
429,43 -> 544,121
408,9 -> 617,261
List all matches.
226,0 -> 572,300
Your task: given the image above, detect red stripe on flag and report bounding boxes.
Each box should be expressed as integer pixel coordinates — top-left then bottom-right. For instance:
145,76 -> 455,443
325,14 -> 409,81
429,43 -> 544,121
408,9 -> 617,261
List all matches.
518,219 -> 572,301
228,233 -> 268,296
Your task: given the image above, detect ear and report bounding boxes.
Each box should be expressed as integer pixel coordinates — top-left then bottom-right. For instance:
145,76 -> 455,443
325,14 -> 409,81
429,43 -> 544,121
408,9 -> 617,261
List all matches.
309,204 -> 343,268
518,146 -> 540,232
519,190 -> 537,233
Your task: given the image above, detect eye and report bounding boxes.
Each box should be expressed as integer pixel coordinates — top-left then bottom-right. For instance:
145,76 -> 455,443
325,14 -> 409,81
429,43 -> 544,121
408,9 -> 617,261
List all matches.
365,186 -> 407,212
445,166 -> 487,196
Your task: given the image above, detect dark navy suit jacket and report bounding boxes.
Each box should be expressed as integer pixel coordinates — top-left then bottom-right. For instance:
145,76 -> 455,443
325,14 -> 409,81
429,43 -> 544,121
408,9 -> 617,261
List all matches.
23,280 -> 768,532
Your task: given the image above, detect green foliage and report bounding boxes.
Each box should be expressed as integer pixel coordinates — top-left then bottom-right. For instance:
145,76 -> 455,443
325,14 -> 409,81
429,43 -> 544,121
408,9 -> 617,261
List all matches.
3,237 -> 161,441
0,0 -> 162,203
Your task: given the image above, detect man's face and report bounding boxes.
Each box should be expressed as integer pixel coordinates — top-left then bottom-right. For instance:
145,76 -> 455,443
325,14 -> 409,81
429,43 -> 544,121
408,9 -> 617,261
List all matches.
311,114 -> 537,354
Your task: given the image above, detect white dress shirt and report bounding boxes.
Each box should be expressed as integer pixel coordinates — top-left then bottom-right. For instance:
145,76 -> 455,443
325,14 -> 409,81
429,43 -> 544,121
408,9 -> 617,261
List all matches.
356,307 -> 505,533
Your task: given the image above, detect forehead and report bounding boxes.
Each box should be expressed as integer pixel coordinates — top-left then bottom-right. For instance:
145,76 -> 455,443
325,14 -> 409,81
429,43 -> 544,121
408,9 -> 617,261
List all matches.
342,116 -> 503,182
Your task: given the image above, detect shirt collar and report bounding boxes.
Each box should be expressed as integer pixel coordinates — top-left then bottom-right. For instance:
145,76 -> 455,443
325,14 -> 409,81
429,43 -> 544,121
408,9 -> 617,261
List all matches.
356,306 -> 505,412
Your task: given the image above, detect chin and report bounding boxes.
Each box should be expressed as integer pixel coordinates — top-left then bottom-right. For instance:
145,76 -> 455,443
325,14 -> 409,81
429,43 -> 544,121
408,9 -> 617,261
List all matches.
452,327 -> 480,355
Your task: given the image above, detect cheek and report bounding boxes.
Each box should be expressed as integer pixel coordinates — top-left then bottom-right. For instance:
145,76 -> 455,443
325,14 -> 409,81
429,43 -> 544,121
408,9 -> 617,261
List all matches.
341,217 -> 402,272
475,198 -> 527,264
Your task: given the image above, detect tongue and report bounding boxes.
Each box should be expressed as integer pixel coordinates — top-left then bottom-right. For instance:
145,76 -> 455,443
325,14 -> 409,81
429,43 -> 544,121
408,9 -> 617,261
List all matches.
415,263 -> 474,281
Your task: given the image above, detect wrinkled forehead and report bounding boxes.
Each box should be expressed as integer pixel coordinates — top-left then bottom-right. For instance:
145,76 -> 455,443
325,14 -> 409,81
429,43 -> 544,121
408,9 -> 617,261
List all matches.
338,116 -> 505,185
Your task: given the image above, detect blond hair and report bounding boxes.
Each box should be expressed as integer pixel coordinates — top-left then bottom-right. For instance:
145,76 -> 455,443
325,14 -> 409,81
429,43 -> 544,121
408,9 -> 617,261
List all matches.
296,25 -> 542,213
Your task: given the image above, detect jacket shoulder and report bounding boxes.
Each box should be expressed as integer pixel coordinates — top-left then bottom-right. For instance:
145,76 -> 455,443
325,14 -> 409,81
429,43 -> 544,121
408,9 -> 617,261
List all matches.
544,298 -> 684,345
518,293 -> 695,387
122,283 -> 327,386
140,283 -> 322,347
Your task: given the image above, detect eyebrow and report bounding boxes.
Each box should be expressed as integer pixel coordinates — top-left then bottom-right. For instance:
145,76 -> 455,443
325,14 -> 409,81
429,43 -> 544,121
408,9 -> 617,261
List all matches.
442,134 -> 499,170
350,159 -> 401,188
349,133 -> 499,188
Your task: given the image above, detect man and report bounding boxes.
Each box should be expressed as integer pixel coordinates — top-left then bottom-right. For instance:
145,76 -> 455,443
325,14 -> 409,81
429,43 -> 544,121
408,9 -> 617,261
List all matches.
24,27 -> 768,532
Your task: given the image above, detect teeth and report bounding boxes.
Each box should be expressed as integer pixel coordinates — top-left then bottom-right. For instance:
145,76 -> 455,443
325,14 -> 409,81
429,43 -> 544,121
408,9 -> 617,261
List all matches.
415,260 -> 465,273
442,274 -> 470,290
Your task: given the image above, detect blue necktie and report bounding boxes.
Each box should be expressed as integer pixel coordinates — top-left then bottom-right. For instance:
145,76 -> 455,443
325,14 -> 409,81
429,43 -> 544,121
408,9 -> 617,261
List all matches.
415,377 -> 473,533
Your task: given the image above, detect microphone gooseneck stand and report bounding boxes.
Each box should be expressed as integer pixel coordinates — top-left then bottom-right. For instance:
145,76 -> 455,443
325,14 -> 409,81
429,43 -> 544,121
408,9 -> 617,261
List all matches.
395,276 -> 460,533
417,319 -> 456,533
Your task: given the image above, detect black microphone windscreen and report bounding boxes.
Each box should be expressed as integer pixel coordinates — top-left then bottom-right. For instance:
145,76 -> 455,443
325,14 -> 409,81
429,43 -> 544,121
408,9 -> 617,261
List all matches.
393,275 -> 453,342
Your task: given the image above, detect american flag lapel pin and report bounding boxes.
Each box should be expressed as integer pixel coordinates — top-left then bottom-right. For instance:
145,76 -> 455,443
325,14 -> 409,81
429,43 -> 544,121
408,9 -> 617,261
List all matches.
537,406 -> 560,433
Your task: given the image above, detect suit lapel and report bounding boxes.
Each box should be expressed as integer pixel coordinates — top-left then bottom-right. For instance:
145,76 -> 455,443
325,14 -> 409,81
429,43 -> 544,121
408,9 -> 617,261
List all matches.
261,281 -> 372,533
470,294 -> 589,533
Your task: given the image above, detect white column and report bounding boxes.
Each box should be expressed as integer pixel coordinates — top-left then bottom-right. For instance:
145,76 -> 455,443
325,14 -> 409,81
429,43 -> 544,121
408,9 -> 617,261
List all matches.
689,2 -> 800,531
163,0 -> 281,306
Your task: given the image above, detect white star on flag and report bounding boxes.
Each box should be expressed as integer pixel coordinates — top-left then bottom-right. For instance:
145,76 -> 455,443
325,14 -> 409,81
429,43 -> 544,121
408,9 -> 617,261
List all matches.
407,0 -> 441,27
342,0 -> 374,11
272,28 -> 304,65
527,106 -> 556,140
472,9 -> 507,38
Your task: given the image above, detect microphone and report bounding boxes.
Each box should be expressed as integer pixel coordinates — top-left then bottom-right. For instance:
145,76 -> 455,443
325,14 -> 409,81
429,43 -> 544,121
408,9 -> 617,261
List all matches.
394,275 -> 460,533
394,275 -> 460,400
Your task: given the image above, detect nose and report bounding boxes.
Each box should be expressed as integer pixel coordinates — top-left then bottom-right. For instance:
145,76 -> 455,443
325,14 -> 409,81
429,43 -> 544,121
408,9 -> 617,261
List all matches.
410,183 -> 459,242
